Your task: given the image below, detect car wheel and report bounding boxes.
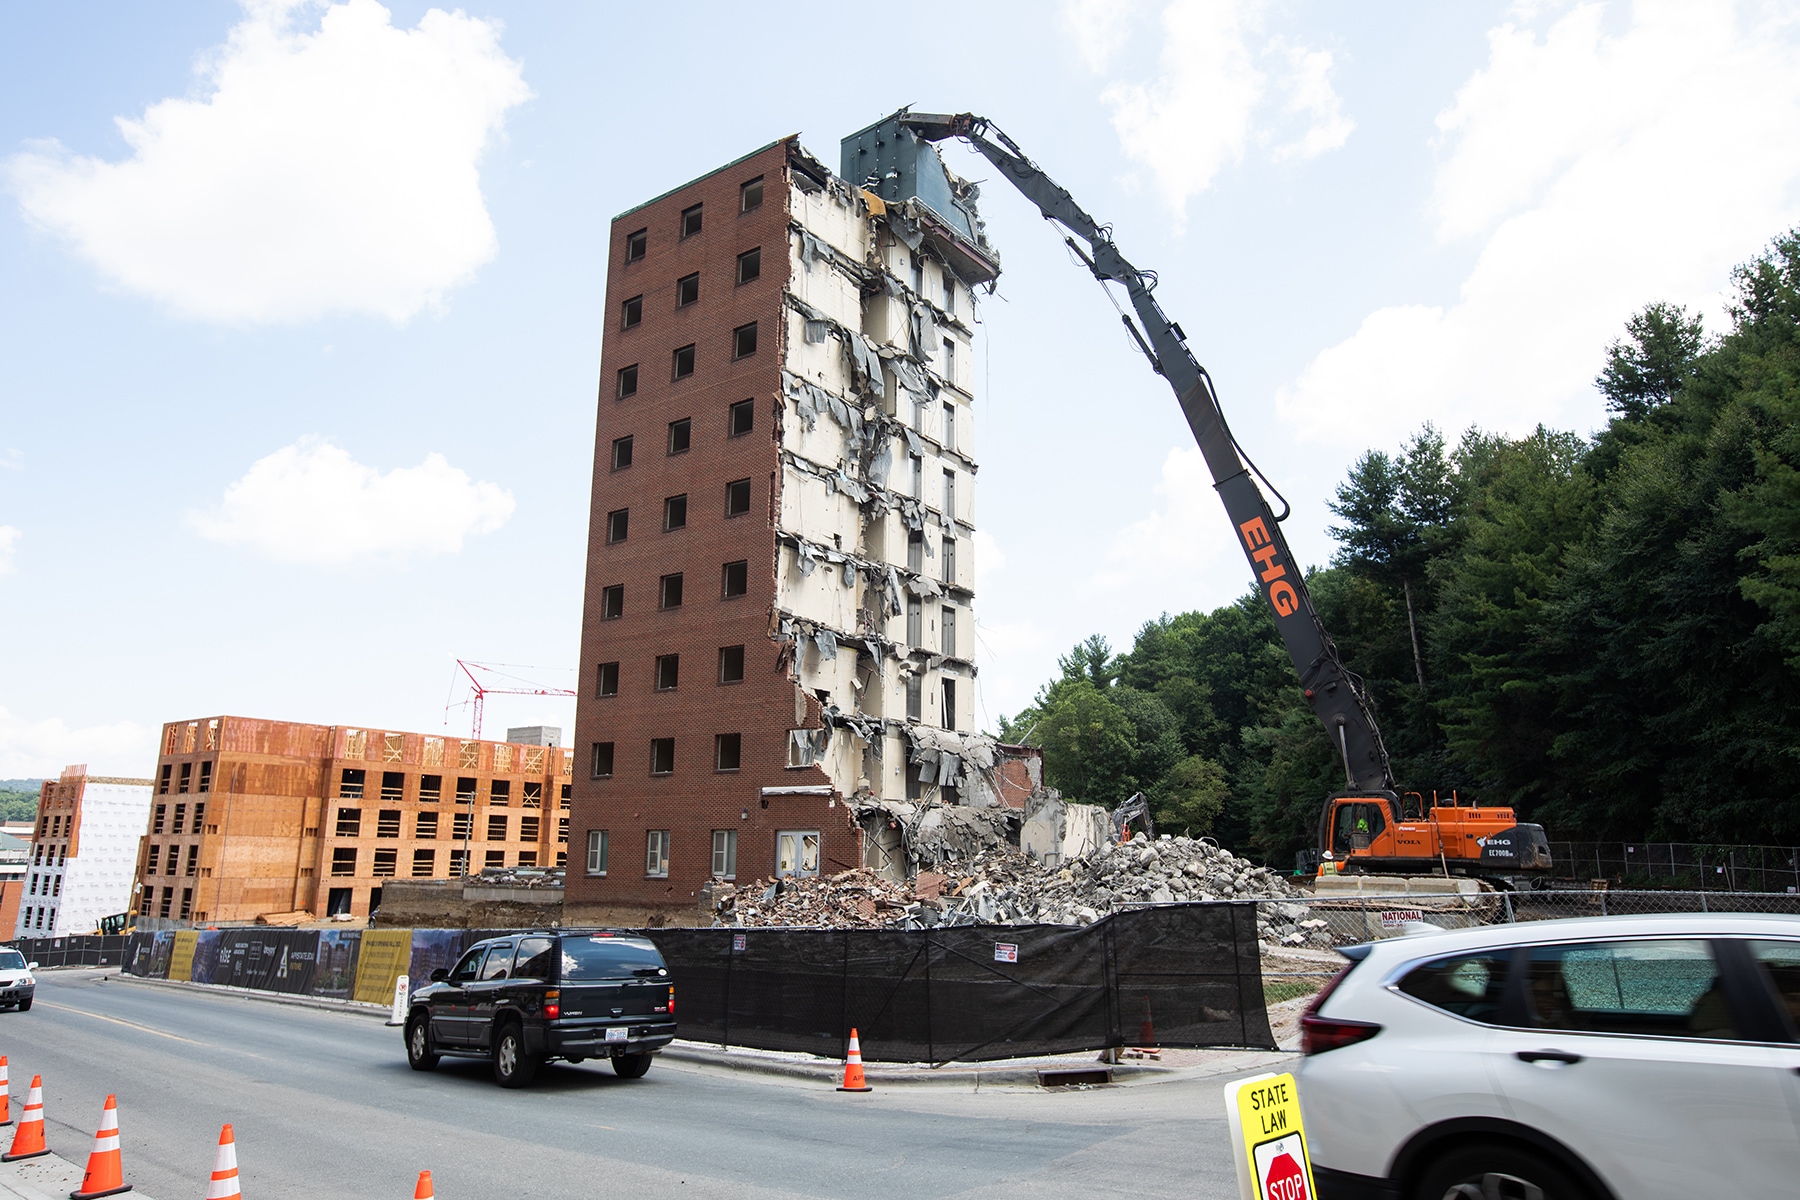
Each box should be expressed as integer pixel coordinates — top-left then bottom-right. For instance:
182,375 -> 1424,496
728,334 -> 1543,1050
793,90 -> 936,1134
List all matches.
611,1051 -> 652,1079
493,1022 -> 540,1088
16,999 -> 30,1013
405,1014 -> 438,1071
1414,1143 -> 1590,1200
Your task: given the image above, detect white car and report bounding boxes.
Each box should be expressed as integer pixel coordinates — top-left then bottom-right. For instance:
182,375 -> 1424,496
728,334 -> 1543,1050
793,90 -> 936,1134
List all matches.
1295,912 -> 1800,1199
0,949 -> 35,1011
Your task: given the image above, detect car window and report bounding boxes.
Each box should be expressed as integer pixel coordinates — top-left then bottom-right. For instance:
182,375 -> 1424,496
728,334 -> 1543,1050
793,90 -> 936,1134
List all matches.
449,946 -> 486,983
1523,939 -> 1737,1039
0,951 -> 25,972
480,943 -> 515,981
1397,951 -> 1511,1023
514,937 -> 555,980
559,936 -> 667,981
1748,940 -> 1800,1031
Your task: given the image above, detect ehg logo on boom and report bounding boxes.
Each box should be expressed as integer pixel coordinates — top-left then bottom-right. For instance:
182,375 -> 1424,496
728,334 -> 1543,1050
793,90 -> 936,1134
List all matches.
1239,517 -> 1299,618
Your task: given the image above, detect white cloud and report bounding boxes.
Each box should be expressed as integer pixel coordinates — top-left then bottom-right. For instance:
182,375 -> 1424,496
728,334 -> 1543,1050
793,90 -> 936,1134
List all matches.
190,437 -> 515,565
5,0 -> 530,324
1277,2 -> 1800,448
0,526 -> 18,575
1083,0 -> 1353,211
1065,0 -> 1144,72
0,708 -> 153,780
972,528 -> 1006,591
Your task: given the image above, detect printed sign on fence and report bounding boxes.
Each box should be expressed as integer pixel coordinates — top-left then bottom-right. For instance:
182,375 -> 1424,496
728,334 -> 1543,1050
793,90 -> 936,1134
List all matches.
732,933 -> 747,952
994,942 -> 1018,963
168,930 -> 198,983
1379,909 -> 1424,929
353,930 -> 412,1004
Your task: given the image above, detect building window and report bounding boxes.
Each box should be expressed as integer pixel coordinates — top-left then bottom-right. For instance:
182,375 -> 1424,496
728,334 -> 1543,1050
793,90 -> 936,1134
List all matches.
601,584 -> 624,620
660,572 -> 684,609
178,762 -> 192,793
667,417 -> 692,454
416,811 -> 439,839
372,849 -> 397,877
650,738 -> 675,775
740,176 -> 763,212
725,478 -> 751,517
737,247 -> 761,284
164,847 -> 177,875
490,780 -> 510,807
719,644 -> 745,684
621,295 -> 643,328
522,781 -> 542,809
776,831 -> 820,879
331,848 -> 357,877
380,772 -> 403,801
625,227 -> 647,262
911,251 -> 924,295
488,814 -> 508,841
591,742 -> 615,778
907,673 -> 923,721
518,851 -> 538,867
452,812 -> 472,840
520,815 -> 540,842
786,729 -> 816,768
722,559 -> 748,598
153,804 -> 166,834
158,890 -> 173,918
617,364 -> 639,399
596,661 -> 620,697
179,888 -> 193,920
943,469 -> 955,516
942,606 -> 957,657
157,765 -> 171,795
672,343 -> 696,379
420,774 -> 442,802
456,776 -> 477,803
942,535 -> 956,584
606,508 -> 629,543
198,761 -> 213,793
449,849 -> 467,876
942,266 -> 955,312
680,203 -> 703,238
724,397 -> 755,438
732,322 -> 758,359
485,850 -> 506,869
587,830 -> 609,875
411,848 -> 435,877
377,809 -> 401,838
172,803 -> 187,833
646,830 -> 670,877
908,530 -> 924,573
335,808 -> 361,837
339,768 -> 365,799
655,654 -> 680,691
942,678 -> 957,731
942,402 -> 955,452
715,733 -> 742,772
712,830 -> 737,879
663,493 -> 688,531
557,816 -> 569,844
675,272 -> 699,307
145,846 -> 160,875
943,337 -> 956,382
911,454 -> 923,498
907,597 -> 922,646
611,436 -> 633,470
560,784 -> 570,808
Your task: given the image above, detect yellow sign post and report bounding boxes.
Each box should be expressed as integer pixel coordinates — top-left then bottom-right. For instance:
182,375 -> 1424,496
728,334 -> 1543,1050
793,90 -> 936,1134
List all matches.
1224,1072 -> 1317,1200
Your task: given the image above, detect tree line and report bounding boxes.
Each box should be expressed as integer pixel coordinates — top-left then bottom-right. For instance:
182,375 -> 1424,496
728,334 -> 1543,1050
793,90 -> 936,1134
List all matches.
998,229 -> 1800,866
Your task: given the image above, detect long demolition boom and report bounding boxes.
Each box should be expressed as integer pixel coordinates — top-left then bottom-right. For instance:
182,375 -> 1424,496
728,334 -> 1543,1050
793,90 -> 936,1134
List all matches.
900,111 -> 1394,793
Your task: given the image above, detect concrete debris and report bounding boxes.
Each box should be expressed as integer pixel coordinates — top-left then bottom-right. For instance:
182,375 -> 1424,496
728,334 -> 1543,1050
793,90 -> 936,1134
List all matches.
716,835 -> 1316,941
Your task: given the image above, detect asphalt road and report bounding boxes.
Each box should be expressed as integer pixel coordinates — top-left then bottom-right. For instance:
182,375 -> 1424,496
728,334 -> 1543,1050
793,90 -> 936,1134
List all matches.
4,969 -> 1260,1199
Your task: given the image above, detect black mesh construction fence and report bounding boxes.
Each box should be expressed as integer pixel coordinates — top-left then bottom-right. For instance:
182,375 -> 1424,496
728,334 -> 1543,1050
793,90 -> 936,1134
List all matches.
647,903 -> 1272,1063
8,935 -> 127,968
1550,842 -> 1800,892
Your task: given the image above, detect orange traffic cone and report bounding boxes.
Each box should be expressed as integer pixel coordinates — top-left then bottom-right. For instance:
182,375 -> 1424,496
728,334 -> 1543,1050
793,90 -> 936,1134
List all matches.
71,1093 -> 131,1198
1139,994 -> 1157,1047
414,1170 -> 434,1198
836,1027 -> 872,1092
2,1075 -> 48,1161
206,1124 -> 240,1200
0,1055 -> 12,1126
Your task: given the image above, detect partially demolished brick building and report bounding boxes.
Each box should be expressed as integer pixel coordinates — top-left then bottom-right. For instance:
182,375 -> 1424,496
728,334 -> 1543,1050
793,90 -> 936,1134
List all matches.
566,112 -> 1012,924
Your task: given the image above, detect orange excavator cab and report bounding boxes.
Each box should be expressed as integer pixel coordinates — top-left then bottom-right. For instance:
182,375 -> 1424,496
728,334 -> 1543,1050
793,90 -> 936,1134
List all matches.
1313,792 -> 1552,882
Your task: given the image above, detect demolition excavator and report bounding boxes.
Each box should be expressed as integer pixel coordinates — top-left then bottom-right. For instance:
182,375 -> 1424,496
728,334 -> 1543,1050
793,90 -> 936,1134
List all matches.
894,112 -> 1552,887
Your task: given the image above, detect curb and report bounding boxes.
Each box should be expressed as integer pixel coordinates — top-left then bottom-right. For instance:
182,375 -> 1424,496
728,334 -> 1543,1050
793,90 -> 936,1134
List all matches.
0,1148 -> 158,1200
107,971 -> 392,1020
655,1042 -> 1177,1088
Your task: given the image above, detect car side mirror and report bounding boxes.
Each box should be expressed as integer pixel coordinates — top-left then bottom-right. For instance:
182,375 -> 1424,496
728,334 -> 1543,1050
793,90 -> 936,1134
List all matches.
429,968 -> 448,982
25,963 -> 36,971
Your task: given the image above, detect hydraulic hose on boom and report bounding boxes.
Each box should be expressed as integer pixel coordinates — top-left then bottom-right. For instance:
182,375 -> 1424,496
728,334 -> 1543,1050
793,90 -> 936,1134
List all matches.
900,111 -> 1395,794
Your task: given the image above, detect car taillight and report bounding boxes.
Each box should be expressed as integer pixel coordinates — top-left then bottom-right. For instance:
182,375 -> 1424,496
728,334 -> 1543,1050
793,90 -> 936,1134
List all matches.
544,989 -> 560,1020
668,986 -> 675,1015
1299,958 -> 1379,1054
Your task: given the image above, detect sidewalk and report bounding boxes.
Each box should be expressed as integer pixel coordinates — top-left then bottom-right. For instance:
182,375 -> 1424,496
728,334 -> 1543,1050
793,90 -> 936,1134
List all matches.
0,1152 -> 156,1200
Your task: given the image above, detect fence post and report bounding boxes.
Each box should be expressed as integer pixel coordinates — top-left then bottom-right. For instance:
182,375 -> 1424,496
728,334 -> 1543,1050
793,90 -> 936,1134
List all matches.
1503,893 -> 1515,924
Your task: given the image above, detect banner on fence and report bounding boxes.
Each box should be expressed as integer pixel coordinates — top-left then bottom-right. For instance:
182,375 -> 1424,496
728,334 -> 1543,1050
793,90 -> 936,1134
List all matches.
169,931 -> 198,982
353,930 -> 411,1004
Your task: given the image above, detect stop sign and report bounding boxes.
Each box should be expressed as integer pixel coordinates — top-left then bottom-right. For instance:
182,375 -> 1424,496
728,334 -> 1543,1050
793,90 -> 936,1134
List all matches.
1264,1151 -> 1308,1200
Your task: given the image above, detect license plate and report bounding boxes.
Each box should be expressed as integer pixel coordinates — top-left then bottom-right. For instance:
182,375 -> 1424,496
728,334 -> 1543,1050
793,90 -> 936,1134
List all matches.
605,1027 -> 628,1043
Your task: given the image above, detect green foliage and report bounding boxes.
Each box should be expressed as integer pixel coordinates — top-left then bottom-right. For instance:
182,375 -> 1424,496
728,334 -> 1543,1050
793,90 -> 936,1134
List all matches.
998,227 -> 1800,860
0,785 -> 41,825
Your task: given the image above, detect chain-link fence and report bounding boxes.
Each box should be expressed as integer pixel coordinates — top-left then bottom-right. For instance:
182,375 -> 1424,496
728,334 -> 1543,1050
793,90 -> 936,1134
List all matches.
1549,842 -> 1800,891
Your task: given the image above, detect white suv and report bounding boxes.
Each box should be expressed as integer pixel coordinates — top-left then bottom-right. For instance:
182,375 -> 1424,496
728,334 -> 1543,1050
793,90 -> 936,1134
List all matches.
1295,913 -> 1800,1199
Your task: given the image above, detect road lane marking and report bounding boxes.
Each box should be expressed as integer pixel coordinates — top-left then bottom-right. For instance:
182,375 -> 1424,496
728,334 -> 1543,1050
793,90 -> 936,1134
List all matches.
37,1001 -> 204,1043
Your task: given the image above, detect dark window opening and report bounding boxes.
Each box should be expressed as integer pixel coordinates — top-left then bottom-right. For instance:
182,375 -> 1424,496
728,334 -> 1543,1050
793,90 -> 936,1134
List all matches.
416,811 -> 439,839
660,572 -> 684,609
655,654 -> 680,691
668,417 -> 692,454
372,848 -> 397,877
487,814 -> 508,841
616,364 -> 638,399
621,295 -> 643,328
942,605 -> 957,657
490,779 -> 510,806
651,738 -> 676,775
672,343 -> 696,379
158,765 -> 171,795
715,733 -> 742,772
520,815 -> 540,842
485,849 -> 506,869
942,678 -> 957,730
590,742 -> 615,778
611,435 -> 633,471
740,176 -> 764,212
676,272 -> 699,307
419,774 -> 441,802
906,674 -> 923,721
908,530 -> 923,573
330,848 -> 357,878
153,804 -> 166,834
412,848 -> 436,877
719,645 -> 745,684
601,584 -> 624,620
736,247 -> 761,284
456,777 -> 477,802
606,508 -> 628,543
178,762 -> 192,793
624,228 -> 647,262
722,559 -> 749,598
596,661 -> 619,697
728,398 -> 754,437
943,534 -> 956,584
733,322 -> 758,359
335,807 -> 361,837
663,493 -> 688,531
380,771 -> 403,801
339,768 -> 364,799
198,761 -> 213,793
377,809 -> 401,838
681,203 -> 703,238
725,478 -> 751,517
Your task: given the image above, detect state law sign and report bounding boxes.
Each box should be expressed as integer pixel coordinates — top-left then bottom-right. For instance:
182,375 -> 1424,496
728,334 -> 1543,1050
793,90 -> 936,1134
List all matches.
1224,1073 -> 1317,1200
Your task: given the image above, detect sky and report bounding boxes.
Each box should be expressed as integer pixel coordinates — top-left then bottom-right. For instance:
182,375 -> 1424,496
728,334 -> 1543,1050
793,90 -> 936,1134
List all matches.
3,0 -> 1799,778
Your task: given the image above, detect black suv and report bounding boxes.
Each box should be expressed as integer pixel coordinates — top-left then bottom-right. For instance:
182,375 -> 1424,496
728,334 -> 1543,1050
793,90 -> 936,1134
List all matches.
403,930 -> 676,1087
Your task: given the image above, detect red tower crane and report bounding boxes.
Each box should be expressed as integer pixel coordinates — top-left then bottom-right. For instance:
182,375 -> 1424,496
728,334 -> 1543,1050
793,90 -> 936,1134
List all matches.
449,660 -> 576,741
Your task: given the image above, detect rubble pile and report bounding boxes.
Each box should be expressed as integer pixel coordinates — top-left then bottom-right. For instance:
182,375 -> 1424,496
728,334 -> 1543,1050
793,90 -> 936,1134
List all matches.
719,835 -> 1330,946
